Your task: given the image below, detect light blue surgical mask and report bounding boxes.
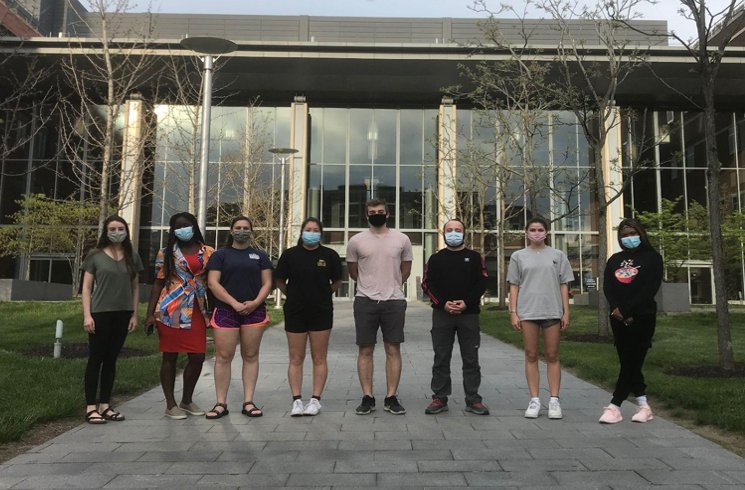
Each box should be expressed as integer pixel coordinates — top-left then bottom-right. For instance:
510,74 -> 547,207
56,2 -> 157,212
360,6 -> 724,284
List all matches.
621,235 -> 641,249
174,226 -> 194,242
301,231 -> 321,246
444,231 -> 464,247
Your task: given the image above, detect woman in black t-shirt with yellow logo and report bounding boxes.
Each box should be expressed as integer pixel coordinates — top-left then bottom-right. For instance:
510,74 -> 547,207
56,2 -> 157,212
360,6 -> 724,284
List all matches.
275,217 -> 342,417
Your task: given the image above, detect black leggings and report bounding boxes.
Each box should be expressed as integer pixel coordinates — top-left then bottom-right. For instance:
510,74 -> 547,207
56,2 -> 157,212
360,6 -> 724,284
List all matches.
84,311 -> 131,405
610,315 -> 656,406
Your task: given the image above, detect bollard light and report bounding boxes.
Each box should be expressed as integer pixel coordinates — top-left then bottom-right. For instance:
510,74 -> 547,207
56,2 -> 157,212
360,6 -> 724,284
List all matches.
53,319 -> 63,359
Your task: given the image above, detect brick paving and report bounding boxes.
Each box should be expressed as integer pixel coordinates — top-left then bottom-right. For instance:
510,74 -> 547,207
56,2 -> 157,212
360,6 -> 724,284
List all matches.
1,301 -> 744,488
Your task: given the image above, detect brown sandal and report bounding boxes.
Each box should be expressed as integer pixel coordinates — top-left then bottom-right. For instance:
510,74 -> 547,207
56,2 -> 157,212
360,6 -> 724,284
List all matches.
86,410 -> 107,424
241,401 -> 263,417
206,403 -> 229,419
100,407 -> 125,421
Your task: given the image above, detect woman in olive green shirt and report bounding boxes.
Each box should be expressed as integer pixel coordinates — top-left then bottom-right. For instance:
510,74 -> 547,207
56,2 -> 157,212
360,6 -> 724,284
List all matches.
81,215 -> 143,424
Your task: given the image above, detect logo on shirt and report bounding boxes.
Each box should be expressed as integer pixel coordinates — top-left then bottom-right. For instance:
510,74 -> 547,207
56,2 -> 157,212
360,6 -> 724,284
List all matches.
317,259 -> 327,267
615,259 -> 640,284
464,257 -> 470,262
249,253 -> 260,260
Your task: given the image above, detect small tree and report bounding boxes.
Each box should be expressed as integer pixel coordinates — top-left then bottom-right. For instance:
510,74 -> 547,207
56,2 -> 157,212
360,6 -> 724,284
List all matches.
463,1 -> 660,324
59,0 -> 163,233
0,194 -> 99,295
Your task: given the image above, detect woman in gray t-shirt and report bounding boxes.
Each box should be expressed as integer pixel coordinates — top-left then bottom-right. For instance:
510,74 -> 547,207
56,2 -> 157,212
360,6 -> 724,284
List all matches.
507,217 -> 574,420
81,215 -> 144,425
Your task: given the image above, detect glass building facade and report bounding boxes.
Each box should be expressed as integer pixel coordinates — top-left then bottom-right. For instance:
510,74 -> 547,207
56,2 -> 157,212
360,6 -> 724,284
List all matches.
2,100 -> 744,305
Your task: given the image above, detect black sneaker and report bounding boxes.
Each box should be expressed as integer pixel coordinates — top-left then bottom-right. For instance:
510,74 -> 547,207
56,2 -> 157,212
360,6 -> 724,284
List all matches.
355,395 -> 376,415
384,396 -> 406,415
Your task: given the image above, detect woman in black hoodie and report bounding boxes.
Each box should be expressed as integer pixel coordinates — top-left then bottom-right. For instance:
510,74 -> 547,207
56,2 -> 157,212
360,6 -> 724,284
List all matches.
599,218 -> 663,424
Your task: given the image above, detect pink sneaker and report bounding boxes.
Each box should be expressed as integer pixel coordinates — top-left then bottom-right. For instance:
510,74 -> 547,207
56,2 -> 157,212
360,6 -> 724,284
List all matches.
631,405 -> 654,423
598,405 -> 623,424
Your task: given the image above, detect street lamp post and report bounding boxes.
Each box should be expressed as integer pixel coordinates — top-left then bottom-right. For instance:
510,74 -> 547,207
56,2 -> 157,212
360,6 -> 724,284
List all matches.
269,147 -> 298,308
179,36 -> 237,232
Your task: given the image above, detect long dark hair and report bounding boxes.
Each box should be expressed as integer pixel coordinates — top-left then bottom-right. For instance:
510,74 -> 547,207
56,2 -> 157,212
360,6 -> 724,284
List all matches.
297,217 -> 324,246
525,216 -> 551,246
617,218 -> 654,251
94,215 -> 137,279
163,212 -> 205,280
225,215 -> 253,248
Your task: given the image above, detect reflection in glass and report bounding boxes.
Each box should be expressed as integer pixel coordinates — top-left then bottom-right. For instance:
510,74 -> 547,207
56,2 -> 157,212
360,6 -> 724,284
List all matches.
322,164 -> 345,228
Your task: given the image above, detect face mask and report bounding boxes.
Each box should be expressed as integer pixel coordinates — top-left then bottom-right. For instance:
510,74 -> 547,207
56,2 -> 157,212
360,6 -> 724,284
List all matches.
107,230 -> 127,243
174,226 -> 194,242
444,231 -> 464,247
621,235 -> 641,249
301,231 -> 321,246
231,230 -> 252,243
368,214 -> 387,227
527,231 -> 547,243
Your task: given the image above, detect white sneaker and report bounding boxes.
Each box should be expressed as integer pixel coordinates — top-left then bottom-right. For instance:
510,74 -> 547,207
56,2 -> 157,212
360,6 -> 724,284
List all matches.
548,399 -> 563,419
290,399 -> 304,417
524,398 -> 541,418
303,398 -> 322,416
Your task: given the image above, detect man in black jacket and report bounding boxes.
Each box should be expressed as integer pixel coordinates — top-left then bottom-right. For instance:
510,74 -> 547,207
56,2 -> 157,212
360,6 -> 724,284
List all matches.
421,219 -> 489,415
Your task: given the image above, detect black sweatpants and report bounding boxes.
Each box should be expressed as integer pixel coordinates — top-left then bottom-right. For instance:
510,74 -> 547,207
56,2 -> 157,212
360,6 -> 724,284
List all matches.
430,309 -> 482,405
84,310 -> 131,405
610,314 -> 656,406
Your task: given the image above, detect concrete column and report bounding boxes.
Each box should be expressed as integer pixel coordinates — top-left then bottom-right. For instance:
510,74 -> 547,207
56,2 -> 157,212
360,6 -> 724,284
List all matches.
437,97 -> 457,249
118,95 -> 147,248
603,105 -> 624,255
287,95 -> 309,247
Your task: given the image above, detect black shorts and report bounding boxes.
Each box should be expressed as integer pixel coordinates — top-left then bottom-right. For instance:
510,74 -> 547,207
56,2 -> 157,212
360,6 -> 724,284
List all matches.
284,307 -> 333,333
353,297 -> 406,345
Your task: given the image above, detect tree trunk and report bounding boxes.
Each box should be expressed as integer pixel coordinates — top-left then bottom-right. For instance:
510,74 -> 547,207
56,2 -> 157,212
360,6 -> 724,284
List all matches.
596,204 -> 610,336
497,225 -> 506,308
703,85 -> 735,370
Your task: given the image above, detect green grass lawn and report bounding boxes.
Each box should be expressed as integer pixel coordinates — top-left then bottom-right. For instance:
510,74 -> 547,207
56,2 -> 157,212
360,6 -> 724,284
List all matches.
0,301 -> 284,443
481,305 -> 745,436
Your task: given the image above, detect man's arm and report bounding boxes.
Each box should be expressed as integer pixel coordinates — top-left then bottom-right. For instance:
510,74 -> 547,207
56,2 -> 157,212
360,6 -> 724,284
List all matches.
400,260 -> 412,283
347,262 -> 359,281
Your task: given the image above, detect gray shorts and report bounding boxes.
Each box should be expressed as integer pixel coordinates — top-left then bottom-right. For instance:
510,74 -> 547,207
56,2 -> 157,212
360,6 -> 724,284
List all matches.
353,297 -> 406,346
524,318 -> 561,328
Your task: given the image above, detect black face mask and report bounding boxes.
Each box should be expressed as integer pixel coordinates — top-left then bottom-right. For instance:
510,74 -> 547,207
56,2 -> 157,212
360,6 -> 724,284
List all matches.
368,214 -> 387,227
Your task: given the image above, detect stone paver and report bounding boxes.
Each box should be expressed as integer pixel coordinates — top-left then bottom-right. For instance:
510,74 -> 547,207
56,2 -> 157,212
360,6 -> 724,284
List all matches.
2,301 -> 745,488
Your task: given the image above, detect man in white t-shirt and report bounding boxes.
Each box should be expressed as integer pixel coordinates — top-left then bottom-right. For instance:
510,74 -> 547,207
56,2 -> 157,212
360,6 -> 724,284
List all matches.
346,199 -> 413,415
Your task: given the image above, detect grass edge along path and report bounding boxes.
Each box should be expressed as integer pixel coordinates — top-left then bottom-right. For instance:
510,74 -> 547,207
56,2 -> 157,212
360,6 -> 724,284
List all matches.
480,305 -> 745,456
0,300 -> 284,451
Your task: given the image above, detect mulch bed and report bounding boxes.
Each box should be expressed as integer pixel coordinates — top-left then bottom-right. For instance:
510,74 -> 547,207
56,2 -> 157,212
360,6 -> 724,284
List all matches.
23,343 -> 150,359
665,365 -> 745,378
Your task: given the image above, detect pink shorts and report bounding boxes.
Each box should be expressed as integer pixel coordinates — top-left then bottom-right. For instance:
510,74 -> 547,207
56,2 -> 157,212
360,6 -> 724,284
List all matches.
210,306 -> 270,329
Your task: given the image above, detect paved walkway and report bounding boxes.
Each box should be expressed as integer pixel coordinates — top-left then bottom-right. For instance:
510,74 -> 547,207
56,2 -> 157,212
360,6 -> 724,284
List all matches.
2,302 -> 745,488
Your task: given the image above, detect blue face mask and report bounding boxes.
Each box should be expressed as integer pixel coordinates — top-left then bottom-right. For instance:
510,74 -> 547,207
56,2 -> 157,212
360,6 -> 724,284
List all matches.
301,231 -> 321,246
174,226 -> 194,242
444,231 -> 464,247
621,235 -> 641,249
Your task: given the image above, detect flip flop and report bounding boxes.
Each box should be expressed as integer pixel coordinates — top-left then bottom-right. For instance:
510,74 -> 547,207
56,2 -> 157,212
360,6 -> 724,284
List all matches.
86,409 -> 107,425
100,407 -> 125,421
241,401 -> 263,417
205,403 -> 229,419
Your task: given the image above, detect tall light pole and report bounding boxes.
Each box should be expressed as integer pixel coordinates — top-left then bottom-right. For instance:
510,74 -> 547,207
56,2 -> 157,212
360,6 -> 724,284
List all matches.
179,36 -> 237,232
269,147 -> 298,308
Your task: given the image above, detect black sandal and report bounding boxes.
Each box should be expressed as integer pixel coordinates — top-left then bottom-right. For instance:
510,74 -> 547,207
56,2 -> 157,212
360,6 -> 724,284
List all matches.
241,401 -> 263,417
100,407 -> 125,421
86,410 -> 107,424
206,403 -> 229,419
